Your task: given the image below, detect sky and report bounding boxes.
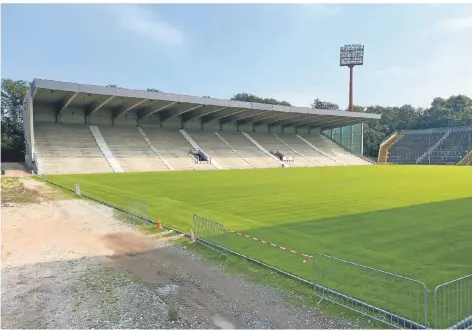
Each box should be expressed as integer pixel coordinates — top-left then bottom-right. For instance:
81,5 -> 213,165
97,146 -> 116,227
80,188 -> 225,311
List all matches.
1,3 -> 472,110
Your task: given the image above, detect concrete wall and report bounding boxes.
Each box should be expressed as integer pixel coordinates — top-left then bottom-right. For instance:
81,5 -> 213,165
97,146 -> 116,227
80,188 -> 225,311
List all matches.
89,109 -> 113,125
185,118 -> 202,131
297,127 -> 310,136
161,116 -> 181,130
283,126 -> 296,134
33,105 -> 56,123
139,113 -> 161,127
238,124 -> 254,133
23,90 -> 34,169
60,108 -> 86,124
115,111 -> 138,126
323,123 -> 363,155
30,105 -> 362,153
222,122 -> 238,132
201,120 -> 220,132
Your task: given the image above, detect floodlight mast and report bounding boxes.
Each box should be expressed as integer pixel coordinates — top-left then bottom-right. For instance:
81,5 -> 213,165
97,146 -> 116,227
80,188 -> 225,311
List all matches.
340,44 -> 364,112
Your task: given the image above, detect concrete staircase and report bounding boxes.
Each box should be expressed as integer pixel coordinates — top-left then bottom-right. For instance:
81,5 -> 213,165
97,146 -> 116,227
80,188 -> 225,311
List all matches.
33,142 -> 44,174
297,135 -> 341,165
89,125 -> 124,172
242,132 -> 285,167
137,127 -> 173,171
214,132 -> 255,168
457,149 -> 472,165
179,129 -> 221,169
377,132 -> 404,164
416,129 -> 451,164
272,133 -> 317,166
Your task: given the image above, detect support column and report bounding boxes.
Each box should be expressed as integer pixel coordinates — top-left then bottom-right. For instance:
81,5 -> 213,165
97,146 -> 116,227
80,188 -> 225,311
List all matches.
361,122 -> 364,156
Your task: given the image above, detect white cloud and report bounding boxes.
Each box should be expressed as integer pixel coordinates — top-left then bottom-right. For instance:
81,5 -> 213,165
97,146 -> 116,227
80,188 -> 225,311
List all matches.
437,15 -> 472,31
109,5 -> 184,46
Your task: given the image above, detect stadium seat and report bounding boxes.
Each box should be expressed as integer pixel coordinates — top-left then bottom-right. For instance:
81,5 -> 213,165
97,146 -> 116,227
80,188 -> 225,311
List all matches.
34,123 -> 113,174
249,133 -> 314,167
217,132 -> 280,168
187,131 -> 254,169
98,126 -> 169,172
141,128 -> 216,171
304,135 -> 370,166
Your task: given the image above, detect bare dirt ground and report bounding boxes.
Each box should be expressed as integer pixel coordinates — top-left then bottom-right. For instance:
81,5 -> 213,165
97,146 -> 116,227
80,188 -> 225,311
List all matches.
1,178 -> 354,329
1,162 -> 32,177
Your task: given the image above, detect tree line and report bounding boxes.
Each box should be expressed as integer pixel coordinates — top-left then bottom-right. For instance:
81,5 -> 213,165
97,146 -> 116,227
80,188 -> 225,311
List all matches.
2,78 -> 471,162
232,93 -> 472,158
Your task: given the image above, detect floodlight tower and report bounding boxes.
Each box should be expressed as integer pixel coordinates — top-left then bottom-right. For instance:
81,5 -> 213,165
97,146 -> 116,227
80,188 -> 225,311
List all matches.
340,44 -> 364,112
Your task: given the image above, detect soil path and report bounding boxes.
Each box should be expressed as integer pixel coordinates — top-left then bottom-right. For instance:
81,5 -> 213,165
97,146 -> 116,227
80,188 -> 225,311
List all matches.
1,178 -> 353,329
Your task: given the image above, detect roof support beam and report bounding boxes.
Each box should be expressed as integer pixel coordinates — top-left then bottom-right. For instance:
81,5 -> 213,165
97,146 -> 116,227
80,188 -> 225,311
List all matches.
215,109 -> 249,125
238,112 -> 280,126
255,114 -> 296,127
160,104 -> 203,121
56,92 -> 78,115
282,114 -> 317,128
139,102 -> 177,120
86,95 -> 115,117
300,116 -> 353,128
315,119 -> 364,130
266,114 -> 309,127
113,99 -> 148,118
181,106 -> 227,122
219,110 -> 260,126
201,108 -> 245,124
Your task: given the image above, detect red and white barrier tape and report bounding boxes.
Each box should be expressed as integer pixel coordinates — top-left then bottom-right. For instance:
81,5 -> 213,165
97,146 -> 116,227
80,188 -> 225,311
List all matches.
228,230 -> 312,263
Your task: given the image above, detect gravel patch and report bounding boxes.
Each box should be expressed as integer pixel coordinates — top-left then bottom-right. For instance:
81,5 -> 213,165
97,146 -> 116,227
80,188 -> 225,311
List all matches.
2,179 -> 359,329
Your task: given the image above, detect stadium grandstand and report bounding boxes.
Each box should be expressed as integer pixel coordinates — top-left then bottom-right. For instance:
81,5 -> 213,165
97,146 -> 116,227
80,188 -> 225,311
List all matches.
378,126 -> 472,165
23,79 -> 381,175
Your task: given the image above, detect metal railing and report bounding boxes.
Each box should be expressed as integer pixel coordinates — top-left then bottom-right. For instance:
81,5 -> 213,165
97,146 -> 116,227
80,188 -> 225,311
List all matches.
434,274 -> 472,329
193,214 -> 228,257
75,184 -> 81,196
39,179 -> 472,329
127,198 -> 149,223
313,253 -> 428,329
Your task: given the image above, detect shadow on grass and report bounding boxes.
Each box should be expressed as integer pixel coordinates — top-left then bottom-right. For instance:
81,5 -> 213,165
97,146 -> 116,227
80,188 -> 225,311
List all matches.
41,177 -> 472,328
200,198 -> 472,328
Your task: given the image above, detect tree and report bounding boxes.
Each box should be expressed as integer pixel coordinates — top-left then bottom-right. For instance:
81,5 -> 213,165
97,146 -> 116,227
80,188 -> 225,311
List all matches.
231,93 -> 291,106
1,79 -> 28,123
106,84 -> 118,88
355,95 -> 472,157
311,98 -> 339,110
147,88 -> 161,92
1,79 -> 28,162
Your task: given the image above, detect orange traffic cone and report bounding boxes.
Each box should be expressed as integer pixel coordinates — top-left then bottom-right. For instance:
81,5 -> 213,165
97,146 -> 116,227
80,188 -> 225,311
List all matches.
188,230 -> 195,244
157,218 -> 163,230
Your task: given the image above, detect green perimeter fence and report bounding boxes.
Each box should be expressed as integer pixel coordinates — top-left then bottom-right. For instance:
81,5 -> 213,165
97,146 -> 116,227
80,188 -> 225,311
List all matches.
48,179 -> 471,329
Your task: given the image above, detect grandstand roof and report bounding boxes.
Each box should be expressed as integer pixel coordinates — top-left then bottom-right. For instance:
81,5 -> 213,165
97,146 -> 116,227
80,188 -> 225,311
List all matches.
31,79 -> 381,129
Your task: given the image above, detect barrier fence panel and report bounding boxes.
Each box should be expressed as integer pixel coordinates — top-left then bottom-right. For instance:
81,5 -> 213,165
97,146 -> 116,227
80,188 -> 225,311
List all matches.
434,274 -> 472,329
75,184 -> 81,196
313,253 -> 428,329
127,198 -> 149,223
193,215 -> 227,257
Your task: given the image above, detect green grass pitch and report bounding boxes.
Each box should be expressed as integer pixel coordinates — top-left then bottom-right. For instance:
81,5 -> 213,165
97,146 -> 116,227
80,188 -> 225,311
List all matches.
48,165 -> 471,289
